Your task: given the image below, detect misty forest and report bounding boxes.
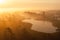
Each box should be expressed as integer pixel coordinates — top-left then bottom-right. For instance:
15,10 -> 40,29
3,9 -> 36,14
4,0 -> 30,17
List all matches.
0,10 -> 60,40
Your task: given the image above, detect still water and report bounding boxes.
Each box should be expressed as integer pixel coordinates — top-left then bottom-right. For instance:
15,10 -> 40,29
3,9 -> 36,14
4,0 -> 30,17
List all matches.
23,19 -> 57,33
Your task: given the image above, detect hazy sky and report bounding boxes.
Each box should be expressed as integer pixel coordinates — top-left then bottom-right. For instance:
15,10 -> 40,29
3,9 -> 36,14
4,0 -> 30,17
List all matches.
0,0 -> 60,10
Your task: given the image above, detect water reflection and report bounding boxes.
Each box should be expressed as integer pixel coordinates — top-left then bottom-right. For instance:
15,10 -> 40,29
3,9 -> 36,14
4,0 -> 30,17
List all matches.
23,19 -> 57,33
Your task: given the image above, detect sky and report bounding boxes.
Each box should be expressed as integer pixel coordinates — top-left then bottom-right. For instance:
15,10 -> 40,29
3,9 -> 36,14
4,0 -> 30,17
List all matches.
0,0 -> 60,11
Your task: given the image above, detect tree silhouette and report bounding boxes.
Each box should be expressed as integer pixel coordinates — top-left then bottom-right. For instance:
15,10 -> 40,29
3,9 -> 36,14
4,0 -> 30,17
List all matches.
4,27 -> 16,40
52,19 -> 60,40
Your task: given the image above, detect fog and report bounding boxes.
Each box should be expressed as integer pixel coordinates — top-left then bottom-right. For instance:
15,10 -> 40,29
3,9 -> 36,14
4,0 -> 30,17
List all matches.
23,19 -> 57,33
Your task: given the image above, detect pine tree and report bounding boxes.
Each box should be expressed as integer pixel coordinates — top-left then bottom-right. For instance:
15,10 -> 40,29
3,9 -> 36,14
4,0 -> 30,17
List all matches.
4,27 -> 16,40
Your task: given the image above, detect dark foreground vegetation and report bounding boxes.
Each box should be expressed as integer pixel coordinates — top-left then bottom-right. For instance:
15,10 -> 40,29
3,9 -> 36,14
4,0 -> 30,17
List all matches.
3,22 -> 60,40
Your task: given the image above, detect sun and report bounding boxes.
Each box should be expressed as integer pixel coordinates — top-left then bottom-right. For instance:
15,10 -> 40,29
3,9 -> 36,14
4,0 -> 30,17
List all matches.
0,0 -> 6,4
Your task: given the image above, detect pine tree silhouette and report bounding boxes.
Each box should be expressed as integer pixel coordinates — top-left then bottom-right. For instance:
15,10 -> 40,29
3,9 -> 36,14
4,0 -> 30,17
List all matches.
4,27 -> 16,40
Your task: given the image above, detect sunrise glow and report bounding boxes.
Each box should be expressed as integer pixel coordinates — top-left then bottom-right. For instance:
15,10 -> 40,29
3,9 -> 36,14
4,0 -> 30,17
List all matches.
0,0 -> 6,4
0,0 -> 60,11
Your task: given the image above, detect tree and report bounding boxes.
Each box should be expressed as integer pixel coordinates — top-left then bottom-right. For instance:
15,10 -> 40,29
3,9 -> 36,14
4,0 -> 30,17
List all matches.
4,27 -> 16,40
